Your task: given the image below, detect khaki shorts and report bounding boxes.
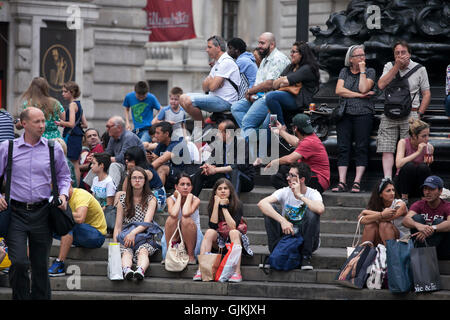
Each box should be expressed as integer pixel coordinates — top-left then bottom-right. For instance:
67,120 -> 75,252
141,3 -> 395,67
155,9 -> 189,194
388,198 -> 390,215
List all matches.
376,112 -> 418,153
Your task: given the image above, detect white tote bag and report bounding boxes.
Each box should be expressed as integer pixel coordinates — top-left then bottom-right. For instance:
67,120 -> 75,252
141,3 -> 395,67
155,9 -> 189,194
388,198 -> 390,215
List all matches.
165,220 -> 189,272
347,216 -> 364,258
107,242 -> 123,280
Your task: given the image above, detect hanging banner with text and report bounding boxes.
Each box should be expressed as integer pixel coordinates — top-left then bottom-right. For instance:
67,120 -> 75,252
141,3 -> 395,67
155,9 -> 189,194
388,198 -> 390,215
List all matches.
143,0 -> 196,42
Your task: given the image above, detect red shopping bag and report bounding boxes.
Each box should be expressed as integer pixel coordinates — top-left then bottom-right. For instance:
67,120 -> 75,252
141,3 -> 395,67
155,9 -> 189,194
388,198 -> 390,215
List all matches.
215,243 -> 233,282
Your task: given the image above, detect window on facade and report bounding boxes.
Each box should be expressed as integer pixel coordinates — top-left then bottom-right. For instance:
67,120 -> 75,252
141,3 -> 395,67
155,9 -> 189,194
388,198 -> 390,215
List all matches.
148,80 -> 168,106
222,0 -> 239,41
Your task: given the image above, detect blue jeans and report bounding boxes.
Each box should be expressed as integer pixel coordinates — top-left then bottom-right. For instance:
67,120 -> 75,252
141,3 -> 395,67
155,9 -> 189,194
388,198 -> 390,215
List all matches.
53,223 -> 105,249
186,93 -> 232,112
266,91 -> 298,125
134,127 -> 152,143
445,95 -> 450,117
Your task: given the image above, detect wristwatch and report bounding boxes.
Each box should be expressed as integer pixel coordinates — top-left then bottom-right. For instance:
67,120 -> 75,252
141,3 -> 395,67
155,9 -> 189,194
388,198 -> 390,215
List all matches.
360,71 -> 366,74
219,204 -> 229,209
432,225 -> 437,231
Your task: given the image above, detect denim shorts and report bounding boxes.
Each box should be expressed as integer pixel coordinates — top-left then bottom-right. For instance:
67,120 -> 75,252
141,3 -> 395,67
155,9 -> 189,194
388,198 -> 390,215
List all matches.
186,93 -> 231,112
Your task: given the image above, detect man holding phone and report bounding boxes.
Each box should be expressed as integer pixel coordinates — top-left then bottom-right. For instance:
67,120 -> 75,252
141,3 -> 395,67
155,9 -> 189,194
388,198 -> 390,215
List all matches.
265,113 -> 330,194
258,162 -> 325,270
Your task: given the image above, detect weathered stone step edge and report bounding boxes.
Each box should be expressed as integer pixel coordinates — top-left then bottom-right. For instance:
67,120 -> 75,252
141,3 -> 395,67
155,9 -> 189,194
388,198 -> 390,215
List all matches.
37,260 -> 450,289
0,287 -> 283,300
31,276 -> 450,300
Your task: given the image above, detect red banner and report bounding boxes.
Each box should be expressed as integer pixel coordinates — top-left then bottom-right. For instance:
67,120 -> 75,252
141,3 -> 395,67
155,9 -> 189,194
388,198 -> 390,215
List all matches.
143,0 -> 196,42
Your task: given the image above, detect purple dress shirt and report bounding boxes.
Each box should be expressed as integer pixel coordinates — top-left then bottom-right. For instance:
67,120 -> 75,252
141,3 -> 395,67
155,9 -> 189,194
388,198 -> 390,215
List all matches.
0,135 -> 71,203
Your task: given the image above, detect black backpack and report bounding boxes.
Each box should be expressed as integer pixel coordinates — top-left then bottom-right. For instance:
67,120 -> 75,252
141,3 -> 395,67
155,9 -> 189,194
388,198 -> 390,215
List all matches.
384,63 -> 423,120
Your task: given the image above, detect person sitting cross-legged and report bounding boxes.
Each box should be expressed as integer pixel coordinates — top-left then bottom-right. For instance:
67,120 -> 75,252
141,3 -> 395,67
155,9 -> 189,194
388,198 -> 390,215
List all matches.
48,186 -> 107,276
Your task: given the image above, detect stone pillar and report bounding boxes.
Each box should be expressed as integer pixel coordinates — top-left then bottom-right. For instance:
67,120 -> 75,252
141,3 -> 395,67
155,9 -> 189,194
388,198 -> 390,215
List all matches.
91,0 -> 150,129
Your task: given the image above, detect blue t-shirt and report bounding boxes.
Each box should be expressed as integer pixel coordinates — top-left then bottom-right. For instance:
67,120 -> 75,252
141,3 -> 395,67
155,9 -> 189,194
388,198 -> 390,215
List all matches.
123,92 -> 161,129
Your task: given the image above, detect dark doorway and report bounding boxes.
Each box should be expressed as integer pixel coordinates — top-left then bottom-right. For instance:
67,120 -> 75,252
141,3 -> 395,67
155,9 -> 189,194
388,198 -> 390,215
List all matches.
0,23 -> 8,110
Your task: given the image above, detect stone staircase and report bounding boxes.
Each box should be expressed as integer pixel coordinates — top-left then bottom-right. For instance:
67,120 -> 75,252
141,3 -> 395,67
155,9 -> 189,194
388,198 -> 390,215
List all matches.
1,187 -> 450,300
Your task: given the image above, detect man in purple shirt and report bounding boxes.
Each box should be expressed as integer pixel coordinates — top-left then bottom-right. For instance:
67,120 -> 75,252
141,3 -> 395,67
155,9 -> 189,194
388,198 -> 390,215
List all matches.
0,107 -> 71,300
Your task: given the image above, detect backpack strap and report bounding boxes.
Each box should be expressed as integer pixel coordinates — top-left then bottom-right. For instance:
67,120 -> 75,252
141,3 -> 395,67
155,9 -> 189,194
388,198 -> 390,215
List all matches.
48,139 -> 60,204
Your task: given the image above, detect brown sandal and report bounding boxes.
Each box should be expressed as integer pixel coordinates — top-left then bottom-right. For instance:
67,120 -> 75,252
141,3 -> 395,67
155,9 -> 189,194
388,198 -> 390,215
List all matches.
332,182 -> 348,193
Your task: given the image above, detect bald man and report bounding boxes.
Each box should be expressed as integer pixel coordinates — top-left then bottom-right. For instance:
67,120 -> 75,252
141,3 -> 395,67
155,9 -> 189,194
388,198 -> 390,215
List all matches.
230,32 -> 290,156
0,107 -> 71,299
83,116 -> 145,188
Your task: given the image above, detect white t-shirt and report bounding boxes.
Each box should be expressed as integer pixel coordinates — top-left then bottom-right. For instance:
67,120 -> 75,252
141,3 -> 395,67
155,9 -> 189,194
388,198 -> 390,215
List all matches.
272,186 -> 322,225
91,175 -> 117,207
209,52 -> 240,103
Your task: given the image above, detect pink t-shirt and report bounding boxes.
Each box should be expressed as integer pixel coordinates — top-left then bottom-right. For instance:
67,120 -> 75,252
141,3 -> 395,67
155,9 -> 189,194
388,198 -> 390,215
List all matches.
410,199 -> 450,225
294,134 -> 330,190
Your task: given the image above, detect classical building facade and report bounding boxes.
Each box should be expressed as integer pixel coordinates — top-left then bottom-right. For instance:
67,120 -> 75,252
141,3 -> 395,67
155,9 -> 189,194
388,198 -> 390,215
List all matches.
1,0 -> 348,129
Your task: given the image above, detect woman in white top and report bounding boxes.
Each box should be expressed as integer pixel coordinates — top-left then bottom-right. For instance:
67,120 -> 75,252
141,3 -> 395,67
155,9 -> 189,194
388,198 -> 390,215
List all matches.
358,178 -> 409,246
162,173 -> 203,264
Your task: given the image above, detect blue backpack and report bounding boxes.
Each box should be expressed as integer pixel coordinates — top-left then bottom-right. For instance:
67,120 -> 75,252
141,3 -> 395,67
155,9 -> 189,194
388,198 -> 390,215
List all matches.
267,233 -> 304,271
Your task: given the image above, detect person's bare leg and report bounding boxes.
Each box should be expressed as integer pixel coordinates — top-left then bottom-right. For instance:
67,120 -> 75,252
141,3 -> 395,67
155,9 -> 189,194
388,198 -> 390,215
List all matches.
180,217 -> 197,263
136,248 -> 150,273
229,230 -> 242,275
382,152 -> 394,178
58,233 -> 74,261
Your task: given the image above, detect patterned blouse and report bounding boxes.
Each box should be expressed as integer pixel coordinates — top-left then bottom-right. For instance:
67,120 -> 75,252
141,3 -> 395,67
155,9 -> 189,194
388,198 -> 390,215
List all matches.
23,99 -> 64,139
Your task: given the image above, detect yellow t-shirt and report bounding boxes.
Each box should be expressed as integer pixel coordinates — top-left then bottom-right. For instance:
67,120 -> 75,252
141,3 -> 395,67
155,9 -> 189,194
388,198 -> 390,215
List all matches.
69,188 -> 107,235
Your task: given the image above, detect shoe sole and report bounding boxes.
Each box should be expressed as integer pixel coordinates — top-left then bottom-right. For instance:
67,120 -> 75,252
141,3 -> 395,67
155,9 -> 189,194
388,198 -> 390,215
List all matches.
134,273 -> 144,281
48,272 -> 66,277
125,272 -> 134,280
228,278 -> 242,283
192,277 -> 202,281
301,266 -> 313,271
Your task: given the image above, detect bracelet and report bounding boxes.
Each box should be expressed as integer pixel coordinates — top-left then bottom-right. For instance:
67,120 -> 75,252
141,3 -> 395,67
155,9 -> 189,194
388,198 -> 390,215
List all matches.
360,71 -> 366,74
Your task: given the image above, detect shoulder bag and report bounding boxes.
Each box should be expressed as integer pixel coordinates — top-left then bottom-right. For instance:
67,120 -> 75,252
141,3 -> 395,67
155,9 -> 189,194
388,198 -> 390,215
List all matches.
0,140 -> 14,238
165,220 -> 189,272
278,82 -> 302,95
48,140 -> 76,236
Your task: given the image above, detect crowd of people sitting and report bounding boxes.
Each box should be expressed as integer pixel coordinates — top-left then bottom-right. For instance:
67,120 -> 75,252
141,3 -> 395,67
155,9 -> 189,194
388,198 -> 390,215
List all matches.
0,33 -> 448,300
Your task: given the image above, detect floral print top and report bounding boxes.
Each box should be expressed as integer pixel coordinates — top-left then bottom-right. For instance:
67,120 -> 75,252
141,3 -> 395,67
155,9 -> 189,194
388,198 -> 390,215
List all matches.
23,99 -> 64,139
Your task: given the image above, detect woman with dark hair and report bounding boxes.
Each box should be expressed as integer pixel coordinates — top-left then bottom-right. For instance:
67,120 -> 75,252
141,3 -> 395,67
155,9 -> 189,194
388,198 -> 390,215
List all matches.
192,178 -> 253,282
357,178 -> 409,246
161,173 -> 203,265
113,166 -> 159,280
332,44 -> 376,193
266,41 -> 321,125
17,77 -> 65,139
120,146 -> 166,212
394,119 -> 433,204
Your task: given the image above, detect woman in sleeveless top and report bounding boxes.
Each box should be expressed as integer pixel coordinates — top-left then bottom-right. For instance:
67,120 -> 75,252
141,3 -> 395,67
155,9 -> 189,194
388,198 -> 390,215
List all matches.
161,173 -> 203,265
395,119 -> 433,204
17,77 -> 65,139
358,178 -> 409,246
56,81 -> 88,187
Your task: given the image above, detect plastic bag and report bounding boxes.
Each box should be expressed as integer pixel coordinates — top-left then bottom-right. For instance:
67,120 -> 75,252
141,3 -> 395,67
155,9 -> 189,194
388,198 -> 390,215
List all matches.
217,243 -> 242,282
107,242 -> 123,280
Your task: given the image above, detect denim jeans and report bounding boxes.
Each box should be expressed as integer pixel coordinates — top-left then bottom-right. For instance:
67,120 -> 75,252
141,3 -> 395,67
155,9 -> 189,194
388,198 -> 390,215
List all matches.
445,95 -> 450,117
186,93 -> 232,112
135,128 -> 152,143
266,91 -> 298,125
54,223 -> 105,249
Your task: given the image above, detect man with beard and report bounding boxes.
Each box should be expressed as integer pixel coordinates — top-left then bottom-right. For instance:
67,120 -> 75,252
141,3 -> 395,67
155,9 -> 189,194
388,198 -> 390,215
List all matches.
230,32 -> 290,159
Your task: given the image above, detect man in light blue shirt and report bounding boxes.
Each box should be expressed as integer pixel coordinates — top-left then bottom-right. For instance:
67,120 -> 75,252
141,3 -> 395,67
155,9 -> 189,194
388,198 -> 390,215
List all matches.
227,38 -> 258,88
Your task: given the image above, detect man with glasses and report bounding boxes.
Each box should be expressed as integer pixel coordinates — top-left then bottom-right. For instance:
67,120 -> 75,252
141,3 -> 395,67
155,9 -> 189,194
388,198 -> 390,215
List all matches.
258,162 -> 325,270
377,40 -> 431,179
179,35 -> 240,132
265,113 -> 330,194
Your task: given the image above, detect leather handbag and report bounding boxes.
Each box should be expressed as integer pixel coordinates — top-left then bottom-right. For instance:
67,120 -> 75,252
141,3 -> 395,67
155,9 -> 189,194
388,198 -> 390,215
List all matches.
279,82 -> 302,95
165,220 -> 189,272
0,140 -> 13,238
48,140 -> 76,236
217,218 -> 247,239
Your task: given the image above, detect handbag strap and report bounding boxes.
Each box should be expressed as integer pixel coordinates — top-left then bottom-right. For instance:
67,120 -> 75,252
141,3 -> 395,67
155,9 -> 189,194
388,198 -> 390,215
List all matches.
3,140 -> 14,203
168,219 -> 184,245
48,140 -> 60,204
352,216 -> 364,248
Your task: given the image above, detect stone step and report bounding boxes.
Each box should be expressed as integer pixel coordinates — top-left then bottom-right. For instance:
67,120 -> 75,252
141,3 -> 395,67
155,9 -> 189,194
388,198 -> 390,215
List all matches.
3,274 -> 448,300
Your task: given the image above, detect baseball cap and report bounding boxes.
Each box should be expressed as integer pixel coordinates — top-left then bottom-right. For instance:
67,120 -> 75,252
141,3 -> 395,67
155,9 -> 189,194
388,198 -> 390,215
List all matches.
421,175 -> 444,190
291,113 -> 314,134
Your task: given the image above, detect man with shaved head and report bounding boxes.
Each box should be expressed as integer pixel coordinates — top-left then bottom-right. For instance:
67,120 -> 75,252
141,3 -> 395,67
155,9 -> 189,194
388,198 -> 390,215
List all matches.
231,32 -> 290,157
0,107 -> 71,299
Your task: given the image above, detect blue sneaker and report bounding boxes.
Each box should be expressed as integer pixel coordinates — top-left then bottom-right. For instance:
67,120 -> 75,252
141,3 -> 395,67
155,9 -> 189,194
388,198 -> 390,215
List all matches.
48,259 -> 65,277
